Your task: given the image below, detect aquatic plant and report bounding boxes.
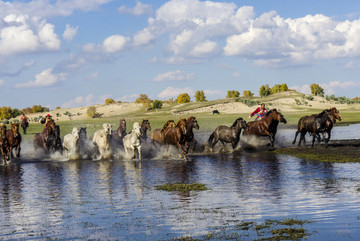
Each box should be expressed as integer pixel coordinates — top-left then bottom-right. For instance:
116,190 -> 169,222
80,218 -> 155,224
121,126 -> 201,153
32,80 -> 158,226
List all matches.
155,183 -> 208,192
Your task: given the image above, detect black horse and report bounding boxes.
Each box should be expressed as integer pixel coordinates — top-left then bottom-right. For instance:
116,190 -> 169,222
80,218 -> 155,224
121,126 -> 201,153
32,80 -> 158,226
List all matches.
212,110 -> 220,114
207,117 -> 247,152
21,119 -> 29,134
139,119 -> 151,143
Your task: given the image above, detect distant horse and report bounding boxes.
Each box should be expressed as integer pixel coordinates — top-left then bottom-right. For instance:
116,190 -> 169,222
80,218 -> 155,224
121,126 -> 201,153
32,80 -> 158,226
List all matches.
63,127 -> 80,160
182,116 -> 199,153
93,123 -> 112,159
212,110 -> 220,114
293,109 -> 339,147
33,119 -> 57,154
243,109 -> 287,147
79,127 -> 94,159
20,119 -> 29,134
111,119 -> 127,148
207,117 -> 247,152
163,118 -> 188,159
123,122 -> 142,160
0,125 -> 10,165
139,119 -> 151,143
150,120 -> 176,146
6,123 -> 22,159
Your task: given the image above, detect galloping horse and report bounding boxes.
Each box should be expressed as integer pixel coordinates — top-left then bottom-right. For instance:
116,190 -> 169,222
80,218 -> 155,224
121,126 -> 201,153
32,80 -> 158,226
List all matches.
93,123 -> 112,159
243,109 -> 287,147
139,119 -> 151,143
182,116 -> 199,153
150,120 -> 176,146
33,119 -> 57,154
6,123 -> 22,159
163,118 -> 188,159
20,119 -> 28,134
208,117 -> 247,152
63,127 -> 80,160
111,119 -> 127,147
123,122 -> 142,160
0,124 -> 10,165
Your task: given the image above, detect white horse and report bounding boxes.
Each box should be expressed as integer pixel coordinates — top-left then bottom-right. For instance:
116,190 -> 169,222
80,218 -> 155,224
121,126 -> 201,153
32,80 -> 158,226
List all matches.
123,122 -> 142,160
92,123 -> 112,159
63,127 -> 80,160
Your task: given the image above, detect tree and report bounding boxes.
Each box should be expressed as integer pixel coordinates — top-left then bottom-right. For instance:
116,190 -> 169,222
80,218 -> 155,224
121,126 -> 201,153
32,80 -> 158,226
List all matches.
310,83 -> 324,96
21,107 -> 33,114
11,108 -> 21,118
243,90 -> 254,98
135,94 -> 151,108
0,106 -> 12,120
226,90 -> 240,98
271,84 -> 282,94
86,106 -> 100,118
105,98 -> 116,105
280,83 -> 288,92
259,84 -> 271,97
194,90 -> 206,102
177,93 -> 191,103
152,100 -> 163,109
31,105 -> 49,113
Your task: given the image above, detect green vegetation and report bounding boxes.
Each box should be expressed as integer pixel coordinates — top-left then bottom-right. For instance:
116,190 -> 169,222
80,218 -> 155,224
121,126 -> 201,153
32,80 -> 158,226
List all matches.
194,90 -> 206,102
86,106 -> 101,118
259,84 -> 271,97
135,94 -> 151,108
152,99 -> 163,109
226,90 -> 240,98
177,93 -> 191,103
105,98 -> 116,105
155,183 -> 208,192
243,90 -> 254,97
310,83 -> 325,97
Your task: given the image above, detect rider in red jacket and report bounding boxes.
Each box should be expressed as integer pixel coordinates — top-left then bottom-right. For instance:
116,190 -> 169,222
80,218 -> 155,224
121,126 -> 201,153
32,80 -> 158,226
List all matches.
249,103 -> 268,120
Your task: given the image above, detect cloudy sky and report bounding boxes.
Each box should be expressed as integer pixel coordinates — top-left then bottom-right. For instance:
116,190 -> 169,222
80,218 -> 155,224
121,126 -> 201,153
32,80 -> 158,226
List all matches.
1,0 -> 360,109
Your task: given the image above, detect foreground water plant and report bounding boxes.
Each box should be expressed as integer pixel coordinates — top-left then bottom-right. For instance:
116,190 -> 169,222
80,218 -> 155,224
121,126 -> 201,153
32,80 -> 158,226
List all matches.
155,183 -> 208,192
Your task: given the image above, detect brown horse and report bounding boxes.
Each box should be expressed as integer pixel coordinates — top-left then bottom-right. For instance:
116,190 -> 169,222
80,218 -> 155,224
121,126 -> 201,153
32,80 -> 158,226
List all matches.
0,125 -> 10,165
163,118 -> 188,159
33,119 -> 57,153
182,116 -> 199,153
139,119 -> 151,143
6,123 -> 22,159
111,119 -> 127,150
243,109 -> 287,147
150,120 -> 176,145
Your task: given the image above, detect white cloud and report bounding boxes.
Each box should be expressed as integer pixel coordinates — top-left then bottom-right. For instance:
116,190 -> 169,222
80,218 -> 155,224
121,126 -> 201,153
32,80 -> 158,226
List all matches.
153,70 -> 194,82
321,81 -> 359,95
133,28 -> 156,46
119,93 -> 139,102
62,94 -> 111,108
204,89 -> 225,100
118,1 -> 153,16
0,79 -> 5,86
102,35 -> 129,53
157,86 -> 194,99
14,68 -> 66,88
290,84 -> 311,94
63,24 -> 78,42
190,40 -> 217,57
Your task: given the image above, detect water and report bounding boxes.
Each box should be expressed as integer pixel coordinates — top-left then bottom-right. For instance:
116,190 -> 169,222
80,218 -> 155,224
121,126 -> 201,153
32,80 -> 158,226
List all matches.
1,125 -> 360,240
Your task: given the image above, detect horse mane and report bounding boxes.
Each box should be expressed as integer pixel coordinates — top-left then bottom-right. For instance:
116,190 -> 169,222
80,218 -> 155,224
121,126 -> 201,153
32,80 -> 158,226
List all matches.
176,118 -> 187,127
313,109 -> 330,118
187,116 -> 196,122
231,118 -> 243,127
265,109 -> 277,117
161,120 -> 175,133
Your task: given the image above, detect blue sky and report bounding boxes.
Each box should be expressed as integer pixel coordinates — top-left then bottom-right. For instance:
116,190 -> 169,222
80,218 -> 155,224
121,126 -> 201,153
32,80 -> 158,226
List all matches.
1,0 -> 360,109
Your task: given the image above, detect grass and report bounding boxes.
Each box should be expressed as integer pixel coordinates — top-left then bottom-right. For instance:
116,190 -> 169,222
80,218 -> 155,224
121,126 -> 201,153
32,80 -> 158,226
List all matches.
154,183 -> 208,192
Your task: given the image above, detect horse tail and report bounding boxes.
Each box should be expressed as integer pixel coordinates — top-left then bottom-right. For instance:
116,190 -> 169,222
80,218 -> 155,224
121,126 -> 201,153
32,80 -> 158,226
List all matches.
208,132 -> 215,146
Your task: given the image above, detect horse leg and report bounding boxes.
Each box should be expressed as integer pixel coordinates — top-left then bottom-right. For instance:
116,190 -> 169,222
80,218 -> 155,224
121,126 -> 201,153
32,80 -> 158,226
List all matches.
191,139 -> 197,152
137,146 -> 142,161
269,134 -> 275,147
16,144 -> 21,158
184,141 -> 190,154
132,146 -> 136,159
176,141 -> 187,160
211,135 -> 219,149
292,130 -> 300,145
325,131 -> 331,148
311,133 -> 316,147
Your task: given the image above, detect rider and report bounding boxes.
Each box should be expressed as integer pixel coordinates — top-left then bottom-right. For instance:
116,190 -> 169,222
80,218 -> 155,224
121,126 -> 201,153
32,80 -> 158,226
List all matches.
41,114 -> 53,132
20,113 -> 29,126
249,103 -> 268,120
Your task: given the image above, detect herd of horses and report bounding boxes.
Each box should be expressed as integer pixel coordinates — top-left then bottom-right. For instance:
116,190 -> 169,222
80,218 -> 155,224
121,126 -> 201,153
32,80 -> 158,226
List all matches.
0,107 -> 341,165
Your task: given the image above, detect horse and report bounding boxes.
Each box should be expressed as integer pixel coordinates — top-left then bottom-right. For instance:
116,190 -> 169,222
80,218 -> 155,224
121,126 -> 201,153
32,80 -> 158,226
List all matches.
150,120 -> 176,146
6,123 -> 22,159
92,123 -> 112,159
79,127 -> 94,159
207,117 -> 247,152
63,127 -> 80,160
212,110 -> 220,114
20,119 -> 29,134
33,119 -> 57,154
0,125 -> 10,165
123,122 -> 142,160
243,109 -> 287,147
163,118 -> 188,160
111,119 -> 127,148
182,116 -> 199,153
293,110 -> 338,147
139,119 -> 151,143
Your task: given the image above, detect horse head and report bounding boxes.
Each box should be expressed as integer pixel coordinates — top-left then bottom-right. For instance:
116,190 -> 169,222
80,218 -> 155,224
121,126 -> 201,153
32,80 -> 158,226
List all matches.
329,107 -> 341,121
232,117 -> 248,129
268,109 -> 287,124
176,118 -> 187,134
142,119 -> 151,131
72,127 -> 80,140
0,125 -> 6,138
119,119 -> 127,130
11,123 -> 20,137
187,116 -> 199,130
45,119 -> 56,136
103,123 -> 112,135
133,122 -> 141,137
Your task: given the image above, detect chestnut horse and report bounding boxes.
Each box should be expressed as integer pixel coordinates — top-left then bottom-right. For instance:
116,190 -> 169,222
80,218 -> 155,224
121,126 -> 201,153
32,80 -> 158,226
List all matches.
6,123 -> 22,159
182,116 -> 199,153
139,119 -> 152,143
163,118 -> 188,159
111,119 -> 127,148
0,125 -> 10,165
33,119 -> 57,153
150,120 -> 176,146
243,109 -> 287,147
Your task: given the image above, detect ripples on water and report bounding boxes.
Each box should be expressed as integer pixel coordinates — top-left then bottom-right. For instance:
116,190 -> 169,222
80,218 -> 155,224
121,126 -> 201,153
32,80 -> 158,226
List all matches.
1,126 -> 360,240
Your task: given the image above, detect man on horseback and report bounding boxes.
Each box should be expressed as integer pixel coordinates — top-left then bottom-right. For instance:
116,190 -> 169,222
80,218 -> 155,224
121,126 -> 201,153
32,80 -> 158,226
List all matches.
249,103 -> 268,121
41,114 -> 53,133
20,113 -> 29,134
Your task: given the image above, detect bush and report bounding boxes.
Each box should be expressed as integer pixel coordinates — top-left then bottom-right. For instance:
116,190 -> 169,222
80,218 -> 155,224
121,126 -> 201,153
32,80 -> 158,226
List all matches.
177,93 -> 191,103
86,106 -> 100,118
32,105 -> 49,113
259,85 -> 271,97
135,94 -> 151,108
152,100 -> 163,109
105,98 -> 116,105
310,83 -> 324,96
0,106 -> 12,120
1,119 -> 9,124
226,90 -> 240,98
305,95 -> 314,101
194,90 -> 206,102
243,90 -> 254,97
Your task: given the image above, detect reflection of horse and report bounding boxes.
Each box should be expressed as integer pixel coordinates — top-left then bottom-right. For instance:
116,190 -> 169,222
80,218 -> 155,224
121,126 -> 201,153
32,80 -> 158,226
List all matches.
123,122 -> 142,160
243,109 -> 287,147
6,123 -> 22,159
63,127 -> 80,160
33,119 -> 57,154
150,120 -> 176,146
293,109 -> 339,147
21,119 -> 29,134
207,117 -> 247,152
182,116 -> 199,153
93,123 -> 112,159
111,119 -> 127,148
0,125 -> 10,165
139,119 -> 151,143
163,118 -> 188,159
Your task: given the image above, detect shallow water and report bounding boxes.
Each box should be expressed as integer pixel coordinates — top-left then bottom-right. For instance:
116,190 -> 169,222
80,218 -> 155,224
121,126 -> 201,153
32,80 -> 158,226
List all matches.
1,125 -> 360,240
